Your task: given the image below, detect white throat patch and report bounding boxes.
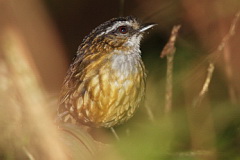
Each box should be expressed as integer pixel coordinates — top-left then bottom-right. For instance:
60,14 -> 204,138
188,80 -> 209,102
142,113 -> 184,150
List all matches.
111,50 -> 141,80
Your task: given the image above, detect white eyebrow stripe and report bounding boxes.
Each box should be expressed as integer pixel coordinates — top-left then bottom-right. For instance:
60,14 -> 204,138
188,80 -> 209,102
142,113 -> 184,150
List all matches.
104,21 -> 132,34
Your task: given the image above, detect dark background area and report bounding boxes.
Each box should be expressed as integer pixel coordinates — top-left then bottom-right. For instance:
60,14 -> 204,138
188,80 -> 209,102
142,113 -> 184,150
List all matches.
42,0 -> 179,59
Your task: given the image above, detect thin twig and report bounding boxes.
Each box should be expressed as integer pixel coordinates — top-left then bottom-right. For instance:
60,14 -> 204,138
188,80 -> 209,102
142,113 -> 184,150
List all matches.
145,102 -> 155,122
193,63 -> 215,107
193,11 -> 240,107
161,25 -> 181,113
216,11 -> 240,53
160,25 -> 181,58
23,147 -> 36,160
199,63 -> 215,97
221,11 -> 240,104
110,127 -> 120,141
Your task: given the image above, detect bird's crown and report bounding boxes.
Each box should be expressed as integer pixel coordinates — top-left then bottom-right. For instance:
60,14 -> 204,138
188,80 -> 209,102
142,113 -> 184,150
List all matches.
86,16 -> 140,39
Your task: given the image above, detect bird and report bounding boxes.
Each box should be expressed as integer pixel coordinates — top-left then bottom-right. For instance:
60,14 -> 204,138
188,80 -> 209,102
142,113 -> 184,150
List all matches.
58,16 -> 156,128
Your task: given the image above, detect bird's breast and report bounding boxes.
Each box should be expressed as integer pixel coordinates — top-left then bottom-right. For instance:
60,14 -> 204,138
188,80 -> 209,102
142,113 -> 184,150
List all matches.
66,51 -> 146,128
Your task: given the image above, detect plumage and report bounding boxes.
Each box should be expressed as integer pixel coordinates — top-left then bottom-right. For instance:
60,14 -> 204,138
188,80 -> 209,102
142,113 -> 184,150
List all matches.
58,16 -> 155,128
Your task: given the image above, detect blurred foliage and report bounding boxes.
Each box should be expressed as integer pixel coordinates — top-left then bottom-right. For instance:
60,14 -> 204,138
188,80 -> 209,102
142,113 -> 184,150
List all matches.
109,103 -> 240,160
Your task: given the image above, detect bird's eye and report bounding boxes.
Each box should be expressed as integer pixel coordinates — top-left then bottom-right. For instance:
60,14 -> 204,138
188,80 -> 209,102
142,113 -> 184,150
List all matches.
118,26 -> 128,34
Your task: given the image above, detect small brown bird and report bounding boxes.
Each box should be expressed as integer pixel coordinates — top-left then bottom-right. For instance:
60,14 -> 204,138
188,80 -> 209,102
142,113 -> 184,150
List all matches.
58,16 -> 155,128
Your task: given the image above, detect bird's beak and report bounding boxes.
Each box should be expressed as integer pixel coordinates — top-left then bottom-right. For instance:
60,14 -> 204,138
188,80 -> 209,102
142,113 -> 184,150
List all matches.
139,23 -> 157,33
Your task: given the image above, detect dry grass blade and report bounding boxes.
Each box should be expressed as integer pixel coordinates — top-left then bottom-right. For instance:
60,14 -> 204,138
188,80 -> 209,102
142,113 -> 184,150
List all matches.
0,28 -> 68,159
161,25 -> 181,113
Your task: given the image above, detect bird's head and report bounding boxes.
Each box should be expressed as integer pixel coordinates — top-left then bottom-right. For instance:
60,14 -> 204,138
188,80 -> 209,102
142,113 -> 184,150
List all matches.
80,16 -> 156,53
